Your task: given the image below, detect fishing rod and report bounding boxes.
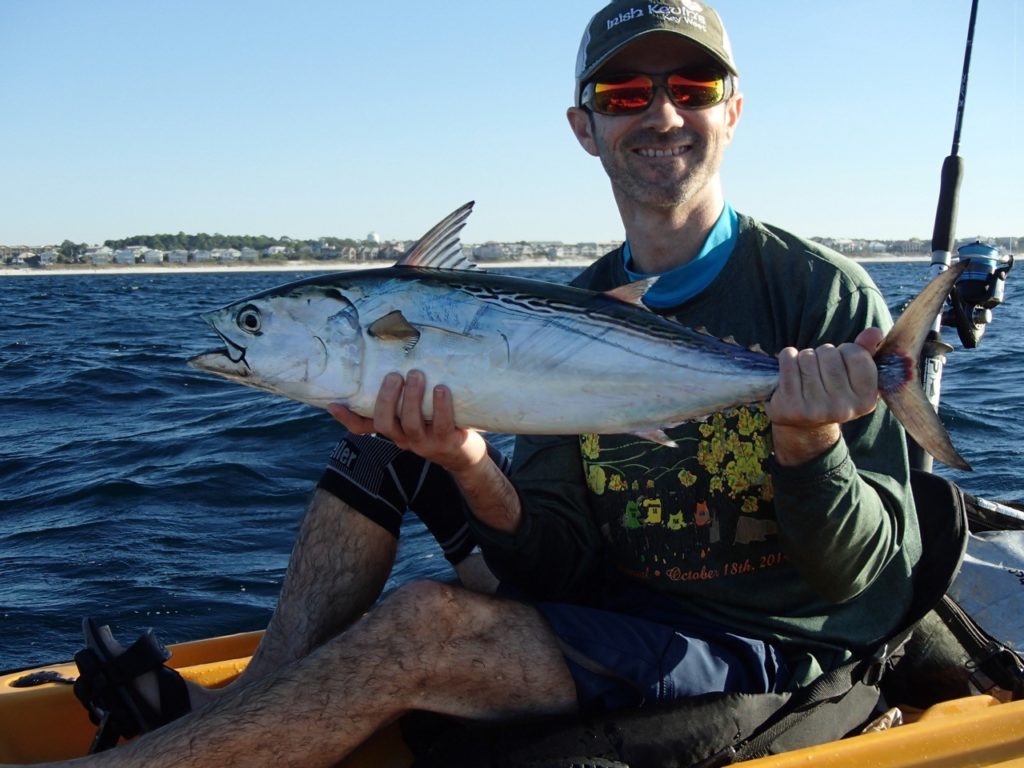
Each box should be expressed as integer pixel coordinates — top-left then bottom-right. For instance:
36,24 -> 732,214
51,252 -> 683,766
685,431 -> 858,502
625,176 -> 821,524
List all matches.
908,0 -> 1015,474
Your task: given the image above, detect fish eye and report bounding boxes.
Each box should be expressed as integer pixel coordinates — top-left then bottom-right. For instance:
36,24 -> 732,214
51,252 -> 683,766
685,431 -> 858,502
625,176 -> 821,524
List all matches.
236,305 -> 262,334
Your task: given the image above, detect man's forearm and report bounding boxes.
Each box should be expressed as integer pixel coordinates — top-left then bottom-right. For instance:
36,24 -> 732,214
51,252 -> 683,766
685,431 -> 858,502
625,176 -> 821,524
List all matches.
452,458 -> 523,534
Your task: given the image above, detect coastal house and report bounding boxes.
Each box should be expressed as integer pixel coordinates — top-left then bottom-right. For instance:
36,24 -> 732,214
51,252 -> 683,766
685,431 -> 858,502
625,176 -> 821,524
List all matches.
38,250 -> 59,265
262,245 -> 288,257
240,247 -> 259,262
821,238 -> 856,253
192,249 -> 212,263
211,248 -> 241,262
113,249 -> 137,265
576,243 -> 605,259
142,250 -> 164,265
167,249 -> 189,264
893,239 -> 928,254
473,242 -> 507,262
87,246 -> 114,265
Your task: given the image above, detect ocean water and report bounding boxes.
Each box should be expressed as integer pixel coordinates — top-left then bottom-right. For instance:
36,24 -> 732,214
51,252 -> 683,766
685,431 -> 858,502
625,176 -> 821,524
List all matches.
1,262 -> 1020,672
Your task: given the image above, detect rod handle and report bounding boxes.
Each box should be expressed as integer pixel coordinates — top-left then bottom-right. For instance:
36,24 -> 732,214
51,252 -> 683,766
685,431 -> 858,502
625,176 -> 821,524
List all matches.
931,155 -> 964,254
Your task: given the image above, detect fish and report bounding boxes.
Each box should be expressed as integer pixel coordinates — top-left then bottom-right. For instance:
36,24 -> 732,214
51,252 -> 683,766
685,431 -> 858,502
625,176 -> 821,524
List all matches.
188,202 -> 971,470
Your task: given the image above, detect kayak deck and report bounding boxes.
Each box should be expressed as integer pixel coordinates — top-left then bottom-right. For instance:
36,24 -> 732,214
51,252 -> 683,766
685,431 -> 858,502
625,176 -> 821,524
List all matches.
2,631 -> 1022,766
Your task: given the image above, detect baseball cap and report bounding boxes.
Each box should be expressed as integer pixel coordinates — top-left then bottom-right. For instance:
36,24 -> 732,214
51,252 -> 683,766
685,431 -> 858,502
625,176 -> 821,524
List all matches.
575,0 -> 739,106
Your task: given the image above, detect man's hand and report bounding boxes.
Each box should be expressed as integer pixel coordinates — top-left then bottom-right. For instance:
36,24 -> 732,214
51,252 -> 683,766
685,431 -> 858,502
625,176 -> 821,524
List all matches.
766,328 -> 883,467
328,370 -> 522,534
327,370 -> 488,474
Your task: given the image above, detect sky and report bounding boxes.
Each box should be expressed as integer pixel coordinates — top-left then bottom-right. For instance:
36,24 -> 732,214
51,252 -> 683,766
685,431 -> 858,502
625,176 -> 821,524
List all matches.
2,0 -> 1021,247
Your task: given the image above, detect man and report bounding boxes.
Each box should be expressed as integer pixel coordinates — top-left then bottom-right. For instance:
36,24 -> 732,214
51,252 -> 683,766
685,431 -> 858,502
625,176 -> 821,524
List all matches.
58,1 -> 919,765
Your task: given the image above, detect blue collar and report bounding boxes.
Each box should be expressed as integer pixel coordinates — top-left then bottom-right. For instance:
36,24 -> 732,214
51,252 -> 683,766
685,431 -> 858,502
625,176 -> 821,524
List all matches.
623,203 -> 738,310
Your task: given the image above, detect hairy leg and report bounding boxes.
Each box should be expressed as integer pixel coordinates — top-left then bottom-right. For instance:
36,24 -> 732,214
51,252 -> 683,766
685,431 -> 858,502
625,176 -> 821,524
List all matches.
73,582 -> 577,768
179,490 -> 397,711
242,490 -> 398,680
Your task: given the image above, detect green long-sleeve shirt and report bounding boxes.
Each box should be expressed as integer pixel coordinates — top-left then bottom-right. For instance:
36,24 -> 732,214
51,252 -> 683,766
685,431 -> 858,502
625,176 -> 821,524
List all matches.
470,215 -> 921,687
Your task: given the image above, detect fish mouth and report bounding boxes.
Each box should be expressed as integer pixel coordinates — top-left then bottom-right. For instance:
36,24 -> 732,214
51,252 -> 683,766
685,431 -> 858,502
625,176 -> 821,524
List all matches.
188,329 -> 250,375
215,329 -> 248,366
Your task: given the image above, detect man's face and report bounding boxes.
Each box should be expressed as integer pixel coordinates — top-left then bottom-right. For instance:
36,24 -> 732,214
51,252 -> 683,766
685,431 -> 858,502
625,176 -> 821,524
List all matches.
568,34 -> 742,212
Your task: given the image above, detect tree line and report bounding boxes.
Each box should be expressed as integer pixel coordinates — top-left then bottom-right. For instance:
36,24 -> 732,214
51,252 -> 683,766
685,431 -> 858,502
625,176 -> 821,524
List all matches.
100,233 -> 365,252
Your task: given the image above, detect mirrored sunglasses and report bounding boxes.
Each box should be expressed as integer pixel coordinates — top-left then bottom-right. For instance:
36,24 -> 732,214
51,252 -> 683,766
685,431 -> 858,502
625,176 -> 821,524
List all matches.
582,69 -> 732,115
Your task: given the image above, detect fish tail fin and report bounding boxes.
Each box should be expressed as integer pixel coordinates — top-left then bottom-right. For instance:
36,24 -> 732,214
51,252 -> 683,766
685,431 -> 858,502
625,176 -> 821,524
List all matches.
876,261 -> 971,471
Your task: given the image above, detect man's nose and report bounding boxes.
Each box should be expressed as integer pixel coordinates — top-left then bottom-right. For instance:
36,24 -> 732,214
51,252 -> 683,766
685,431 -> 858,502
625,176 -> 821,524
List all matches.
641,87 -> 686,128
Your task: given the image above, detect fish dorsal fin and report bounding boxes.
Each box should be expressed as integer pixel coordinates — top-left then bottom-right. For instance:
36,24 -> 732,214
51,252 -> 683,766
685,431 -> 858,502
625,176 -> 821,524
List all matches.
748,343 -> 766,355
395,201 -> 478,271
722,335 -> 738,346
604,277 -> 658,310
367,310 -> 421,352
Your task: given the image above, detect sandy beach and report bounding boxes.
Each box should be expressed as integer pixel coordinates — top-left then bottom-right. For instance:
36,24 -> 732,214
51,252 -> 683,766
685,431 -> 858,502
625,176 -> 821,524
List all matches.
0,255 -> 930,278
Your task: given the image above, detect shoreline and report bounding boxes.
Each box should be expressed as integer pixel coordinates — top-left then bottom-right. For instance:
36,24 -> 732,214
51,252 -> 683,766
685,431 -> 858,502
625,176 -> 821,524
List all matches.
0,255 -> 930,278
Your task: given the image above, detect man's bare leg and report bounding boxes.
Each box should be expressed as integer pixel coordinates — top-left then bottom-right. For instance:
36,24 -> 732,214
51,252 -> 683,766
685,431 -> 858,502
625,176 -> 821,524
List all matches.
65,581 -> 577,768
241,489 -> 399,681
162,489 -> 399,713
184,489 -> 497,704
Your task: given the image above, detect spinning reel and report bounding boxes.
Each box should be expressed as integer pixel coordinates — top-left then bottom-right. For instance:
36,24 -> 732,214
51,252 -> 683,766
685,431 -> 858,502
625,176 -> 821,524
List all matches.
942,242 -> 1015,349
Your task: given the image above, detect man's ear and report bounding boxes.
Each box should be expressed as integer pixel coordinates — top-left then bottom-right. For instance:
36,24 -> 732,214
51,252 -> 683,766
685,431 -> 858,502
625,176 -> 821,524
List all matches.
567,107 -> 599,157
723,91 -> 743,142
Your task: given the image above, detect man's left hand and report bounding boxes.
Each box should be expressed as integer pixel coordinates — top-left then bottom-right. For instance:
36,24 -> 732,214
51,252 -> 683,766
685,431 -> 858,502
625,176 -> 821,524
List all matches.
766,328 -> 883,467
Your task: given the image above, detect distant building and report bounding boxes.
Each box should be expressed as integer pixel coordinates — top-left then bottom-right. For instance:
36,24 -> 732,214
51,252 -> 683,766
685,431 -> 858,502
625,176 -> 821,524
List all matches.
211,248 -> 241,261
473,242 -> 507,262
142,249 -> 164,264
240,247 -> 259,262
113,249 -> 137,265
167,249 -> 189,264
87,246 -> 114,265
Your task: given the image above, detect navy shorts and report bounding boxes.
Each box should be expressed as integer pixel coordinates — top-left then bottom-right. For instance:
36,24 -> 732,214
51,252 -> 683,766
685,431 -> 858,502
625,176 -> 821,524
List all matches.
528,580 -> 790,712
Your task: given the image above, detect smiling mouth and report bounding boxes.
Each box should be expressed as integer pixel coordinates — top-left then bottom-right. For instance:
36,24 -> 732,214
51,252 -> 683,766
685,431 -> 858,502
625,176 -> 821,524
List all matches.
635,145 -> 689,158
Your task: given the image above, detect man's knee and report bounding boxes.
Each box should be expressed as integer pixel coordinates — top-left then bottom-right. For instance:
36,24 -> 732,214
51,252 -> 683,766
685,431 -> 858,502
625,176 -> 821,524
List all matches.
379,580 -> 503,641
383,580 -> 462,622
304,488 -> 397,544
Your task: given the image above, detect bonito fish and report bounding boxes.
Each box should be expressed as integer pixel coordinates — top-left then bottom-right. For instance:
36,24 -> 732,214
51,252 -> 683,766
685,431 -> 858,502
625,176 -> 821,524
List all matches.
189,202 -> 970,470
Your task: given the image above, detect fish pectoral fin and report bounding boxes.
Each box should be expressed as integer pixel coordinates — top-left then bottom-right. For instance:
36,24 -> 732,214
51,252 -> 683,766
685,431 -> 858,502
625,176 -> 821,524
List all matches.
603,277 -> 658,310
368,310 -> 422,352
633,429 -> 678,448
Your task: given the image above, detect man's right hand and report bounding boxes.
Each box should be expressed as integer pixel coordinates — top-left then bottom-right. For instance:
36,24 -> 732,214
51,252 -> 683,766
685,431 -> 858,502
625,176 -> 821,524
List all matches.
327,370 -> 488,474
328,370 -> 522,535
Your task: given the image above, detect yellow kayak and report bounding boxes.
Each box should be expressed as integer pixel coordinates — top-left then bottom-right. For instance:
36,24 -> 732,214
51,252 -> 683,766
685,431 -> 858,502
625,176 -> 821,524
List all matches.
2,629 -> 1023,767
